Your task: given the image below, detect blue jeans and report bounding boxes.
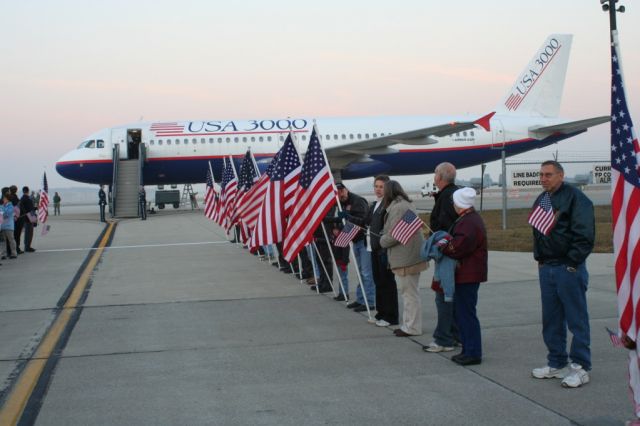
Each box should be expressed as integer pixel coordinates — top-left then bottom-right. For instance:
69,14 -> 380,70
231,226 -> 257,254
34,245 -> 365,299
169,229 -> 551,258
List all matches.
351,240 -> 375,306
454,283 -> 481,359
538,262 -> 591,370
434,291 -> 459,347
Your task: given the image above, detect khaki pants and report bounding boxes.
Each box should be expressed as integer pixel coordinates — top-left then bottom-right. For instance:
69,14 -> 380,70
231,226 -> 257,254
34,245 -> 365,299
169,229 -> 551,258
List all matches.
395,272 -> 422,335
1,229 -> 17,257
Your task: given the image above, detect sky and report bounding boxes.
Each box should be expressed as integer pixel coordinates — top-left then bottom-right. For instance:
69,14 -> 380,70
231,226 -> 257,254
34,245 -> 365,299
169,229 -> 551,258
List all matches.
1,0 -> 638,190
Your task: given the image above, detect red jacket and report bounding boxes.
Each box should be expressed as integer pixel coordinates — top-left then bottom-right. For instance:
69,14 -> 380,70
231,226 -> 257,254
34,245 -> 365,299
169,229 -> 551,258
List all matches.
441,209 -> 488,284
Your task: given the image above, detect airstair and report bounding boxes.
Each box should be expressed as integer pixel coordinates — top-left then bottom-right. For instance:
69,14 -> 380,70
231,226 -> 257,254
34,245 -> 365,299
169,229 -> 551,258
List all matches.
111,144 -> 145,218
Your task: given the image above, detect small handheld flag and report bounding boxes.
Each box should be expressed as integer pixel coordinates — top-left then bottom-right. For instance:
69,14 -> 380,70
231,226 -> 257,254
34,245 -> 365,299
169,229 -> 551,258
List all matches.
528,192 -> 557,236
334,222 -> 360,248
390,210 -> 423,245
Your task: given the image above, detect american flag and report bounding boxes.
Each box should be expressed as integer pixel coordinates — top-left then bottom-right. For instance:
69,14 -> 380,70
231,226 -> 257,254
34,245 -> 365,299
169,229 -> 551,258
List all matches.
390,209 -> 424,245
204,164 -> 220,221
611,30 -> 640,343
231,150 -> 259,227
333,222 -> 360,248
609,30 -> 640,417
282,127 -> 337,262
528,192 -> 557,236
607,327 -> 624,348
38,172 -> 49,225
250,134 -> 301,249
219,157 -> 238,230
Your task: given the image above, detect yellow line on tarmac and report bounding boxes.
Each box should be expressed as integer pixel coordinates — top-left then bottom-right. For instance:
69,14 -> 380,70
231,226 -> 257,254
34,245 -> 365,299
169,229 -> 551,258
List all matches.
0,222 -> 115,426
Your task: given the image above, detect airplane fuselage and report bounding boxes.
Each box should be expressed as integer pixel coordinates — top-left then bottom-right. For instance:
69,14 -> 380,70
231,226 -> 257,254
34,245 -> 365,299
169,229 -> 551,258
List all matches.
56,114 -> 579,185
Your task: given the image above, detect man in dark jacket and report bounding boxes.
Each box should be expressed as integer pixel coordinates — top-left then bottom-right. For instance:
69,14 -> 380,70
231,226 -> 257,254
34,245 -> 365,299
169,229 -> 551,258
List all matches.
424,162 -> 460,353
330,183 -> 374,311
98,185 -> 107,222
368,175 -> 398,326
16,186 -> 36,253
530,160 -> 594,389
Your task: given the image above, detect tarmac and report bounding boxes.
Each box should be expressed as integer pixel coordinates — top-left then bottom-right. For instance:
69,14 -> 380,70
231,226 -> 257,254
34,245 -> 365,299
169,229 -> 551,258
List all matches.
0,207 -> 631,425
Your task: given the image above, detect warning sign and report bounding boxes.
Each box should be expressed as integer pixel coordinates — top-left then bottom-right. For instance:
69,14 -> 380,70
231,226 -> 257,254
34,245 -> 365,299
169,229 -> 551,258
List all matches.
510,169 -> 541,188
592,164 -> 611,184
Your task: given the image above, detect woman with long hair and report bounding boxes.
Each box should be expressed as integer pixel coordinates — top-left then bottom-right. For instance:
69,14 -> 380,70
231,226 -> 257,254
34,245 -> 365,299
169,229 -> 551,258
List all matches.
380,180 -> 427,336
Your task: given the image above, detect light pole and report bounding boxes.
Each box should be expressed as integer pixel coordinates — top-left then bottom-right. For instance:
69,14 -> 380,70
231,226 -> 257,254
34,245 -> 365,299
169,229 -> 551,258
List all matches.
600,0 -> 625,37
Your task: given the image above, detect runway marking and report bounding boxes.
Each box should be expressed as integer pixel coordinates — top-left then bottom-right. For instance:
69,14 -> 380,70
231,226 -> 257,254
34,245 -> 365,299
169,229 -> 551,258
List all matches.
37,240 -> 231,253
0,222 -> 116,426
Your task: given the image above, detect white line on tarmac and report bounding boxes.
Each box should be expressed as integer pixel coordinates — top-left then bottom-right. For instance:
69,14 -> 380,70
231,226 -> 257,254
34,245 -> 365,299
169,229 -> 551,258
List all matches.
37,241 -> 232,253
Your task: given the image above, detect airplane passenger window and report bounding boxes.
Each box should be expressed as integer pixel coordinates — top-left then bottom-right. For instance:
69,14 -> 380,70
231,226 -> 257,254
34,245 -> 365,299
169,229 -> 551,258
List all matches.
184,139 -> 189,144
242,137 -> 247,142
259,136 -> 263,142
167,140 -> 172,145
150,140 -> 154,146
234,137 -> 239,143
325,135 -> 330,140
349,134 -> 354,140
470,131 -> 474,137
365,134 -> 369,138
463,131 -> 467,137
226,137 -> 230,143
97,140 -> 104,148
176,140 -> 181,145
158,140 -> 163,145
209,138 -> 214,144
373,133 -> 377,138
279,136 -> 284,142
251,137 -> 255,142
334,134 -> 338,140
357,134 -> 361,139
217,138 -> 222,143
302,135 -> 306,141
341,134 -> 346,140
192,139 -> 197,144
267,136 -> 272,142
200,138 -> 204,144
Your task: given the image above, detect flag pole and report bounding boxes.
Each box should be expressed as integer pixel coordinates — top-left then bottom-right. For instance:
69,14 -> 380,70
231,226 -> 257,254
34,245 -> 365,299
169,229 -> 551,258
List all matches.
314,122 -> 372,318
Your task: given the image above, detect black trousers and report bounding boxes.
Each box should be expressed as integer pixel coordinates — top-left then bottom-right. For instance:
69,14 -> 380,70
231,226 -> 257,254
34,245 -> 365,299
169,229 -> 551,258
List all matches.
372,249 -> 399,324
314,238 -> 333,288
99,203 -> 106,222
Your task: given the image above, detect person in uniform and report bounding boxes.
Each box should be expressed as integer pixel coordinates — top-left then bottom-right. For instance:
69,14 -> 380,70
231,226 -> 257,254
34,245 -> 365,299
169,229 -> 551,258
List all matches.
98,185 -> 107,222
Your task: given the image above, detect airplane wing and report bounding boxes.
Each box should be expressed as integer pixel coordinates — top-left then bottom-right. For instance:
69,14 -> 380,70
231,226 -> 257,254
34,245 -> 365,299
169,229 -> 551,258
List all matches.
528,116 -> 610,138
325,112 -> 495,166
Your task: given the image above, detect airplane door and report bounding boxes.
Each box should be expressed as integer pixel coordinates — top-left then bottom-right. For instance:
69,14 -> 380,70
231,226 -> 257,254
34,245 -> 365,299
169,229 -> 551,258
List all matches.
491,119 -> 505,149
111,128 -> 128,158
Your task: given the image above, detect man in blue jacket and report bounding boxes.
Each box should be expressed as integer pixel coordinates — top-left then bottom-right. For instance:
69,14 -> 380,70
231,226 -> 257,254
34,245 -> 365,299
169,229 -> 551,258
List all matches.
530,160 -> 595,388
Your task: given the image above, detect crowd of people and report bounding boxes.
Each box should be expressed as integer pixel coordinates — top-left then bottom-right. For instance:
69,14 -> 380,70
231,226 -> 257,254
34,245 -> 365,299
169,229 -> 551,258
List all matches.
1,185 -> 44,265
263,160 -> 595,389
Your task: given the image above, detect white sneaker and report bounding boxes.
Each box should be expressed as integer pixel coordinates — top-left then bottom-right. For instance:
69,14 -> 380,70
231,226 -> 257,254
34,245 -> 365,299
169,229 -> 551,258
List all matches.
561,363 -> 590,388
531,365 -> 570,379
423,341 -> 454,353
375,319 -> 391,327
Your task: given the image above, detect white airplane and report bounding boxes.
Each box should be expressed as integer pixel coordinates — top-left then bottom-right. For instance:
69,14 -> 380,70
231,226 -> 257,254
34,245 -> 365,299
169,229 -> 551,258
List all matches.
56,34 -> 608,185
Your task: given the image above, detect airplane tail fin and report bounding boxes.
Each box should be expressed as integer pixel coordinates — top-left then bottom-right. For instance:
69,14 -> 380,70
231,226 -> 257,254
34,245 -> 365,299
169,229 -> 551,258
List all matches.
496,34 -> 572,118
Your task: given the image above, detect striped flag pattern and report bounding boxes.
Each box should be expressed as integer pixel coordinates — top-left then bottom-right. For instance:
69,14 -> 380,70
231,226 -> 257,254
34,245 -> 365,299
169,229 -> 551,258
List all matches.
250,134 -> 301,248
390,209 -> 424,246
38,172 -> 49,224
610,30 -> 640,343
219,157 -> 239,230
528,192 -> 557,236
333,222 -> 360,248
282,128 -> 337,262
204,166 -> 220,221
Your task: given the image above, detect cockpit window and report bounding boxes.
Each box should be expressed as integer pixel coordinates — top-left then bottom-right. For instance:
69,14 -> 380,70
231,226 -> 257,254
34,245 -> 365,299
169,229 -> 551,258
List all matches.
96,139 -> 104,148
78,140 -> 96,149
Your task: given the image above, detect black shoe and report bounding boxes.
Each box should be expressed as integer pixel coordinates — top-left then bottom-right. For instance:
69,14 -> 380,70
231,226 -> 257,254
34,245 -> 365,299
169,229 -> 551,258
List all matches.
394,329 -> 413,337
16,248 -> 24,254
9,256 -> 17,259
354,305 -> 374,312
452,355 -> 481,366
25,248 -> 36,253
346,302 -> 361,309
310,285 -> 332,293
280,268 -> 292,274
333,294 -> 347,301
451,353 -> 465,362
271,262 -> 279,267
